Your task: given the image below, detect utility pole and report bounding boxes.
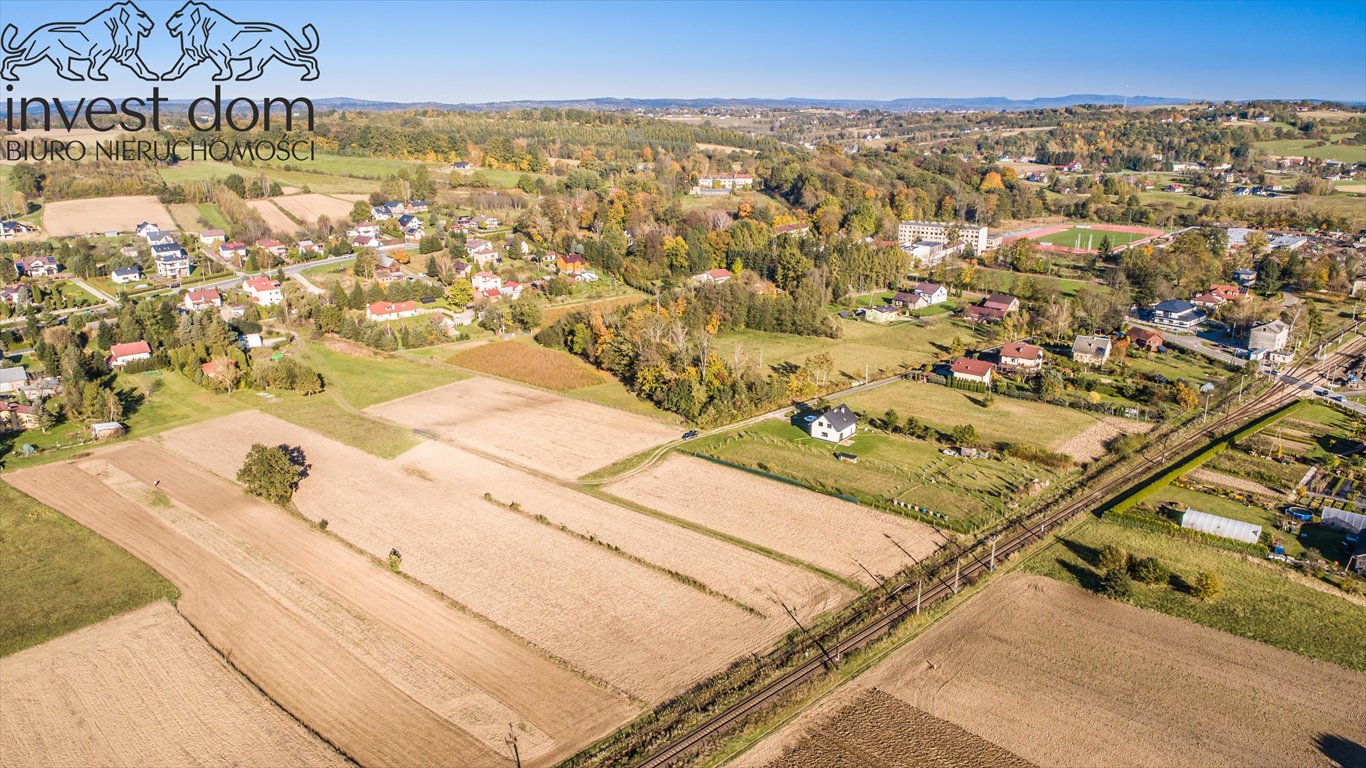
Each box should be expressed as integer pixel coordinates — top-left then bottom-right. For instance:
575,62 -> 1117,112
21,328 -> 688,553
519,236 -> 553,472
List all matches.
989,536 -> 998,571
505,724 -> 522,768
953,556 -> 961,593
916,578 -> 923,615
780,600 -> 836,670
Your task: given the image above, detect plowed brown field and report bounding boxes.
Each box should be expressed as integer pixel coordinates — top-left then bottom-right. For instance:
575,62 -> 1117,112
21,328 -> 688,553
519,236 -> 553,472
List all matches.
367,377 -> 677,478
7,446 -> 636,767
735,573 -> 1366,768
607,456 -> 940,586
0,601 -> 348,768
155,411 -> 848,702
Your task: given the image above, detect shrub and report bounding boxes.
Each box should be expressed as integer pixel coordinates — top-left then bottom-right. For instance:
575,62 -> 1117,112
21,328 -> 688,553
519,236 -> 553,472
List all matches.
387,548 -> 402,572
317,518 -> 328,531
1109,432 -> 1146,459
1099,569 -> 1134,599
1192,570 -> 1224,602
1097,544 -> 1130,572
1129,556 -> 1169,584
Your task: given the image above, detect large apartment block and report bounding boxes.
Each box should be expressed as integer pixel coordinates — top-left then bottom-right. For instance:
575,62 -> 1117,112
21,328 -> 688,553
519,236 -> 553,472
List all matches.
897,220 -> 990,252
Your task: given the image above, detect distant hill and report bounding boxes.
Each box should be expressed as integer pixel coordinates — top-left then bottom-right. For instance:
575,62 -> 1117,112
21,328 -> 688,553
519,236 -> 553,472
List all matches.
310,94 -> 1193,113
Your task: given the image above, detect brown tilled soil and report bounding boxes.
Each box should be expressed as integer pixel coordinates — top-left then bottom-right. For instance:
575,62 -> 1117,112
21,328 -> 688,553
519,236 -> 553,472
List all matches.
366,377 -> 677,478
1055,416 -> 1153,462
1188,468 -> 1284,499
248,199 -> 300,233
0,602 -> 349,768
607,456 -> 941,586
155,411 -> 846,703
271,193 -> 354,224
41,195 -> 174,237
756,689 -> 1036,768
8,446 -> 637,767
735,573 -> 1366,768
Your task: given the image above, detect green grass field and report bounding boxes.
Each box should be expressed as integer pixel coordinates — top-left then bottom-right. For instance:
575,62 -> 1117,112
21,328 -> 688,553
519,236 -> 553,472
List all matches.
1253,138 -> 1366,163
196,203 -> 232,233
258,152 -> 446,180
294,341 -> 467,409
0,482 -> 177,656
691,418 -> 1063,530
256,392 -> 418,459
159,161 -> 380,195
1033,226 -> 1158,250
842,379 -> 1101,451
1024,519 -> 1366,671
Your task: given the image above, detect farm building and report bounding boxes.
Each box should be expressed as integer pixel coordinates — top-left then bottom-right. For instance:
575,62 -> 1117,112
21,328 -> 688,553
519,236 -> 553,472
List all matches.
90,421 -> 126,440
807,404 -> 858,443
1180,508 -> 1262,544
1319,507 -> 1366,534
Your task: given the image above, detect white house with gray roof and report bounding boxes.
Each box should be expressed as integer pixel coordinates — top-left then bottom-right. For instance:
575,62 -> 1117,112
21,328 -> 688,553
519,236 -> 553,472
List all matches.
808,404 -> 858,443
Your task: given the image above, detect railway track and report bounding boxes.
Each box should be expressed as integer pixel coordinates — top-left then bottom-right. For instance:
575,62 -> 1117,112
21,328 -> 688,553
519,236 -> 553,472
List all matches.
633,331 -> 1365,768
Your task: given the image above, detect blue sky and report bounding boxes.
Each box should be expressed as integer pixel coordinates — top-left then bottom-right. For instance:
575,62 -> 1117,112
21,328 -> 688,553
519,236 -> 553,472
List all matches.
3,1 -> 1364,102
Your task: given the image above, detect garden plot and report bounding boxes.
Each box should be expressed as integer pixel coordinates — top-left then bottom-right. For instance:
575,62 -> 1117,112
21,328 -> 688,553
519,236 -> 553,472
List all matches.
367,377 -> 677,478
0,602 -> 348,768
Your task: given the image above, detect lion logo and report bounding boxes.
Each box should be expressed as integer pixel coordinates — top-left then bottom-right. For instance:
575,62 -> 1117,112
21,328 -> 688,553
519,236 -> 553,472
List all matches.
162,1 -> 319,82
1,2 -> 159,81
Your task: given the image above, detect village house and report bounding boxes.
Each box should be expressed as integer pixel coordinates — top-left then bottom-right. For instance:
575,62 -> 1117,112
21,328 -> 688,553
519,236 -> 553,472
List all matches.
219,242 -> 249,261
1270,234 -> 1308,251
407,200 -> 430,214
450,161 -> 475,172
1248,319 -> 1289,352
964,304 -> 1007,324
352,235 -> 380,249
155,248 -> 191,279
256,240 -> 289,259
473,215 -> 500,230
998,342 -> 1045,374
557,252 -> 589,274
773,222 -> 810,237
1127,326 -> 1165,352
1072,335 -> 1112,366
472,271 -> 503,293
370,206 -> 392,221
353,222 -> 382,239
982,293 -> 1020,313
366,300 -> 420,322
1,402 -> 40,432
1191,292 -> 1226,311
807,403 -> 857,443
1150,299 -> 1205,329
1209,283 -> 1246,302
108,340 -> 152,367
134,221 -> 160,238
15,255 -> 60,277
0,366 -> 29,394
183,287 -> 222,311
1,284 -> 31,307
451,260 -> 471,279
0,221 -> 36,240
383,201 -> 406,217
1233,269 -> 1257,287
914,282 -> 948,305
860,306 -> 900,324
693,268 -> 733,285
501,281 -> 524,300
950,357 -> 995,385
297,240 -> 325,256
110,266 -> 142,285
891,291 -> 929,312
199,229 -> 226,245
242,276 -> 283,306
142,229 -> 177,246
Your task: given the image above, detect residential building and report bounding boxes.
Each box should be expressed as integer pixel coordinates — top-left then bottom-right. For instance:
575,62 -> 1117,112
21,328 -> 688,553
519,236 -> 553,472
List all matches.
472,271 -> 503,293
1232,269 -> 1258,287
466,238 -> 497,266
297,240 -> 324,255
896,220 -> 989,252
950,357 -> 995,385
155,248 -> 191,279
1270,234 -> 1308,251
693,268 -> 733,285
242,277 -> 283,306
0,221 -> 36,240
0,284 -> 31,307
0,366 -> 29,394
903,240 -> 948,268
773,222 -> 810,237
219,242 -> 249,261
15,255 -> 60,277
366,300 -> 419,321
860,305 -> 900,324
134,221 -> 160,238
256,239 -> 289,259
1127,327 -> 1164,352
1150,299 -> 1205,329
964,304 -> 1007,324
1072,335 -> 1112,366
353,222 -> 381,239
807,404 -> 857,443
110,266 -> 142,285
108,341 -> 152,367
1191,292 -> 1226,310
999,342 -> 1045,373
891,291 -> 929,311
352,235 -> 379,250
142,229 -> 176,246
557,252 -> 589,274
914,282 -> 948,305
1209,284 -> 1246,302
1248,320 -> 1289,352
199,229 -> 226,244
407,201 -> 430,213
183,288 -> 222,310
697,173 -> 756,190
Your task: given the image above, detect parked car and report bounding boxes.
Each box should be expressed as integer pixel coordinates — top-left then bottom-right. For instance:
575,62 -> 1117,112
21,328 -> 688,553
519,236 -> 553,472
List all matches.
681,430 -> 699,440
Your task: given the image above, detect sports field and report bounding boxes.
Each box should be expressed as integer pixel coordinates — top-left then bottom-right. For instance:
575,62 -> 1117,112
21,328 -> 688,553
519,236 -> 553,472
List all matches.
1034,226 -> 1154,249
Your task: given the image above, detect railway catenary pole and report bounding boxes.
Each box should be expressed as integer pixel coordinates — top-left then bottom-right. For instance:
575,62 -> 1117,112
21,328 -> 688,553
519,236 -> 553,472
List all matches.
779,600 -> 837,671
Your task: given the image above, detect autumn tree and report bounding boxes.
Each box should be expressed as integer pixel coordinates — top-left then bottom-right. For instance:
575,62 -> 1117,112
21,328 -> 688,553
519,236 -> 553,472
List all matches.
237,443 -> 302,505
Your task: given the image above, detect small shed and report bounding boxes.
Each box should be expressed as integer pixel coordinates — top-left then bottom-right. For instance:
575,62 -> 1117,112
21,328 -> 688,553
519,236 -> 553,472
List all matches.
91,421 -> 126,440
1180,508 -> 1261,544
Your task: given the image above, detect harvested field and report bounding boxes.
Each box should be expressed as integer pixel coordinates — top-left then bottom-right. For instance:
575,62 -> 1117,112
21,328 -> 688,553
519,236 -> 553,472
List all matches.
0,602 -> 348,768
249,199 -> 300,233
367,377 -> 677,478
42,195 -> 173,237
1188,468 -> 1283,499
606,456 -> 940,585
271,193 -> 355,224
167,203 -> 209,232
8,444 -> 636,767
448,340 -> 606,390
736,574 -> 1366,768
155,411 -> 843,702
1054,416 -> 1153,462
752,689 -> 1035,768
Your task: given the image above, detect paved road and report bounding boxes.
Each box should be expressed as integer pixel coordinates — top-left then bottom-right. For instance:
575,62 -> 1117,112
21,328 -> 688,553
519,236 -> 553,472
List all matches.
1151,328 -> 1241,367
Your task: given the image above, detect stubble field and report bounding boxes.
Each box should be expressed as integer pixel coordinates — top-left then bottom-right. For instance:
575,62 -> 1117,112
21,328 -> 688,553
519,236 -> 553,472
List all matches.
0,601 -> 348,768
41,195 -> 174,237
248,200 -> 300,233
368,377 -> 679,479
606,455 -> 941,585
734,573 -> 1366,768
156,410 -> 847,702
270,193 -> 356,224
